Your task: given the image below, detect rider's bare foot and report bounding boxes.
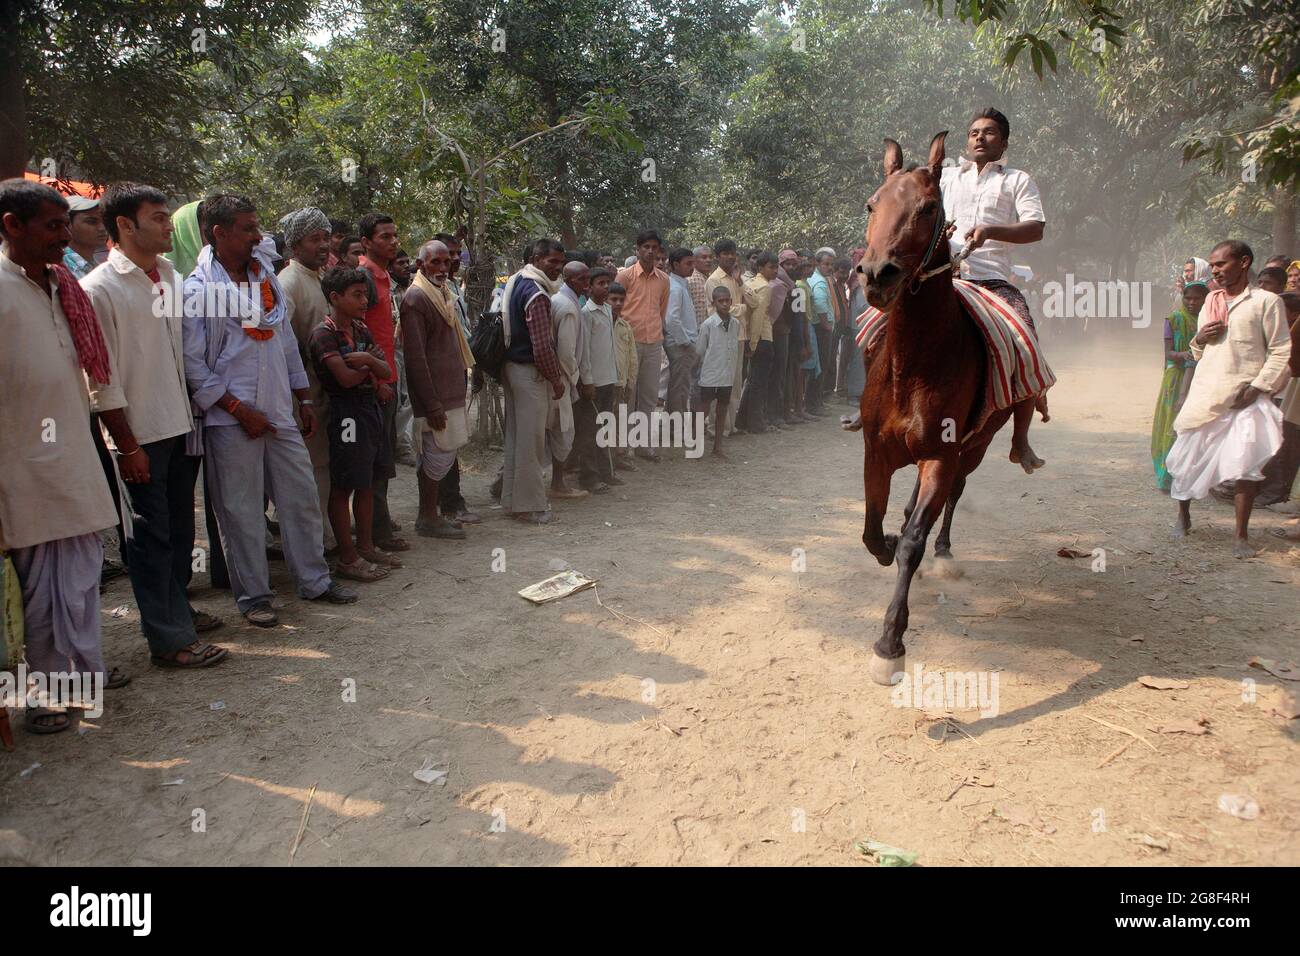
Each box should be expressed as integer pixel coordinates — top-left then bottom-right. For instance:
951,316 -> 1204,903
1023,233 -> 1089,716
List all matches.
1009,441 -> 1045,474
1232,538 -> 1257,559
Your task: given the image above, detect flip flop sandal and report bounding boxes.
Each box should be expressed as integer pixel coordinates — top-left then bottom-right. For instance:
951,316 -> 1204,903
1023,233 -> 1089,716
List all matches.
244,605 -> 278,627
105,666 -> 131,689
374,537 -> 411,552
191,609 -> 224,633
334,558 -> 389,582
152,642 -> 229,669
358,548 -> 403,568
24,707 -> 73,735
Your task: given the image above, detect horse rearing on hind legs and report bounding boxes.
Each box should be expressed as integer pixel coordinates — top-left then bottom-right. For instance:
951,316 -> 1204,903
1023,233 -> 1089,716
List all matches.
854,131 -> 1053,686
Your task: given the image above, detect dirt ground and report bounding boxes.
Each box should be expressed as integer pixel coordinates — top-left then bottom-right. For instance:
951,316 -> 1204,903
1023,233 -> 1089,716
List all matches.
2,339 -> 1297,866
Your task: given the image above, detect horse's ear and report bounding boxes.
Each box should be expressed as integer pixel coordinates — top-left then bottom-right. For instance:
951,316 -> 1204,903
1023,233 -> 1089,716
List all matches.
883,138 -> 903,177
927,131 -> 948,179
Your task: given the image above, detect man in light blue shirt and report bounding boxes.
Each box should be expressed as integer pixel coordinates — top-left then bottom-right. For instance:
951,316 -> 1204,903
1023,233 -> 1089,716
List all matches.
664,247 -> 700,415
806,250 -> 835,412
182,194 -> 356,627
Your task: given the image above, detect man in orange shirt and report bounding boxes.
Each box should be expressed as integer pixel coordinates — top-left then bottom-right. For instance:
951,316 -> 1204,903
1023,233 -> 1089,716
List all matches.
615,229 -> 670,462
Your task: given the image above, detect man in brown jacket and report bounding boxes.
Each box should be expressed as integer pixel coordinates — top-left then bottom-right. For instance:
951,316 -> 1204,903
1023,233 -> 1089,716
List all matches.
401,240 -> 471,539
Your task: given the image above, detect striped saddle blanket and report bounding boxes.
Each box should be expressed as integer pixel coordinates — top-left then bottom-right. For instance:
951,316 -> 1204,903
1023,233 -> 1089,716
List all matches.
854,278 -> 1055,437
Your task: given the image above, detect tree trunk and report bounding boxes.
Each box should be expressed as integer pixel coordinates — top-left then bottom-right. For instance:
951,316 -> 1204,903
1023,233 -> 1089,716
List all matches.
1273,187 -> 1296,256
0,1 -> 29,180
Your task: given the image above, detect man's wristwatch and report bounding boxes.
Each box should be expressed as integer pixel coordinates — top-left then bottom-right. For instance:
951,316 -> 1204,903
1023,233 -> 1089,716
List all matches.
298,399 -> 315,407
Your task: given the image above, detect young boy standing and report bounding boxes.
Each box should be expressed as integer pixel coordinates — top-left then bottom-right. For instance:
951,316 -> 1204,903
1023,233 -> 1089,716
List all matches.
610,282 -> 638,471
309,267 -> 396,582
579,268 -> 623,489
694,285 -> 743,459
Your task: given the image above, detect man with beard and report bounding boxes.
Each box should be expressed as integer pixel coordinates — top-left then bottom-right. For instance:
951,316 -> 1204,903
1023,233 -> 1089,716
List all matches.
183,194 -> 357,626
403,240 -> 473,539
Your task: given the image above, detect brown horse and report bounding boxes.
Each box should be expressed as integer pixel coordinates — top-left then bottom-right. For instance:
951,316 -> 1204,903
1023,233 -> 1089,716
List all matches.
855,131 -> 1018,686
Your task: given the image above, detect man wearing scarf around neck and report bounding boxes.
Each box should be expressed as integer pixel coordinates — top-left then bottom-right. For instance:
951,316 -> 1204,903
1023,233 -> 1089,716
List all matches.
182,194 -> 357,627
501,238 -> 568,524
0,179 -> 120,733
1168,239 -> 1291,557
429,231 -> 481,526
402,240 -> 471,540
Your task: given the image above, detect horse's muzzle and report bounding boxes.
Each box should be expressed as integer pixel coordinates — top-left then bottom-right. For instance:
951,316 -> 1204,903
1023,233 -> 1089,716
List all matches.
858,258 -> 904,309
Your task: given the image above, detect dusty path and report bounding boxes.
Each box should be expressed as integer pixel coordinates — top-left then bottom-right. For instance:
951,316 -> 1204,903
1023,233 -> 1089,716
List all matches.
2,344 -> 1297,866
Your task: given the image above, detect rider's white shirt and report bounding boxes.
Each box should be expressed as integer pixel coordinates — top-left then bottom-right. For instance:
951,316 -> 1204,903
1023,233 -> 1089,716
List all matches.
940,157 -> 1044,283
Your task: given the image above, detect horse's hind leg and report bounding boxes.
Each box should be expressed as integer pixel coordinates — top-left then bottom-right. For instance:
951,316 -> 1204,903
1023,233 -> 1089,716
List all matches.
901,476 -> 920,532
933,474 -> 966,558
861,462 -> 897,567
870,458 -> 955,685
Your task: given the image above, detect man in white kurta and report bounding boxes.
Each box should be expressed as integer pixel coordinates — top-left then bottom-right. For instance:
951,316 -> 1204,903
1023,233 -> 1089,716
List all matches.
1168,240 -> 1290,556
1,181 -> 119,732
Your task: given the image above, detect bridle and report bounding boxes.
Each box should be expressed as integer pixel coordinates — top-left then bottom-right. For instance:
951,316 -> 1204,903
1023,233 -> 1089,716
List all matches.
906,187 -> 972,294
862,181 -> 973,296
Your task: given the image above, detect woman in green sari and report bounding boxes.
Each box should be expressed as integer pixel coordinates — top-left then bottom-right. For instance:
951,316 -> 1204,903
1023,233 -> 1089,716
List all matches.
1152,281 -> 1207,490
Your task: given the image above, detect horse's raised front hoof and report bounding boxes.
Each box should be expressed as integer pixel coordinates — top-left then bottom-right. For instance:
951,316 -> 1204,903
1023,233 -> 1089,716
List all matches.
869,652 -> 906,686
874,533 -> 898,567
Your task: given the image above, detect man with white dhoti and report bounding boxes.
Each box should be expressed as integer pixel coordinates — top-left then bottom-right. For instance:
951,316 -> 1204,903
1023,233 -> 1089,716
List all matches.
1169,240 -> 1291,557
402,240 -> 470,540
1,179 -> 120,733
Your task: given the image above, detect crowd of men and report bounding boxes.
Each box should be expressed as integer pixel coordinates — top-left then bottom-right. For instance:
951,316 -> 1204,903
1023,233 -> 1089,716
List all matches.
0,175 -> 867,737
3,102 -> 1292,740
493,234 -> 865,521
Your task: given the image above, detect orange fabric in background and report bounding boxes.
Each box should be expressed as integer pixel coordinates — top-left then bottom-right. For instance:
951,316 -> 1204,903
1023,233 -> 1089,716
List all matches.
24,170 -> 103,198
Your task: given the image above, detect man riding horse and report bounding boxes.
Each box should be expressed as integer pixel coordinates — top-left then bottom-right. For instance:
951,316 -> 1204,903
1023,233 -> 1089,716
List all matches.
853,117 -> 1056,686
941,107 -> 1050,473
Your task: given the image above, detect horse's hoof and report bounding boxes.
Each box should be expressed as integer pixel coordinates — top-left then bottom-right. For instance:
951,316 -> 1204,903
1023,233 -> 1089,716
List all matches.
869,652 -> 906,686
934,546 -> 952,559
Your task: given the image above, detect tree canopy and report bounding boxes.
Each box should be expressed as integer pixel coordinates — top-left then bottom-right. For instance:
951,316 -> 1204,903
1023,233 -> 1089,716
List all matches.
4,0 -> 1295,281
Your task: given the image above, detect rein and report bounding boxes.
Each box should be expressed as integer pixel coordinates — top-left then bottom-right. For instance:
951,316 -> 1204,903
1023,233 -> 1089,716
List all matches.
905,187 -> 971,294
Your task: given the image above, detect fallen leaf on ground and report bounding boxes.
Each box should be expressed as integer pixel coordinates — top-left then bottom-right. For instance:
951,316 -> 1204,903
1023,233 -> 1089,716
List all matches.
1056,547 -> 1089,558
1138,676 -> 1189,690
1133,833 -> 1170,851
853,839 -> 918,867
1248,657 -> 1300,681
